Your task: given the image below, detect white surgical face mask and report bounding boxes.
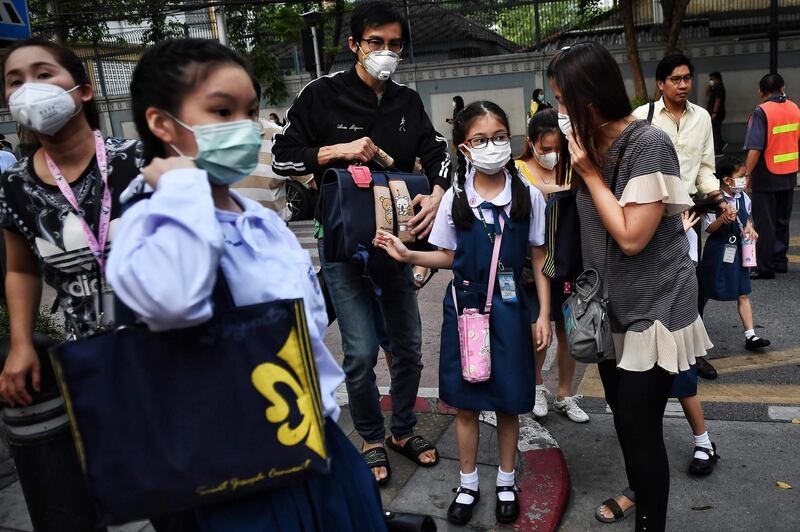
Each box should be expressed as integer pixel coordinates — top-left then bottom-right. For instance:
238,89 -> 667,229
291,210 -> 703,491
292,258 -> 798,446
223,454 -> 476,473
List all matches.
360,47 -> 400,81
730,176 -> 746,193
557,112 -> 573,136
709,80 -> 716,86
533,144 -> 559,170
9,82 -> 82,136
463,142 -> 512,175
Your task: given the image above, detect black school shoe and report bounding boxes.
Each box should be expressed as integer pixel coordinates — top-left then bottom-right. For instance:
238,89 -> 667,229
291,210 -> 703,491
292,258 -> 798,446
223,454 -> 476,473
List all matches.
745,336 -> 771,351
695,357 -> 718,380
689,443 -> 720,476
496,486 -> 521,524
447,487 -> 480,526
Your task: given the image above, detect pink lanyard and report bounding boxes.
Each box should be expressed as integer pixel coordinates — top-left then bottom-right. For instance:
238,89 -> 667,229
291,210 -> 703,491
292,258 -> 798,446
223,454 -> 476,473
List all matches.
44,130 -> 111,271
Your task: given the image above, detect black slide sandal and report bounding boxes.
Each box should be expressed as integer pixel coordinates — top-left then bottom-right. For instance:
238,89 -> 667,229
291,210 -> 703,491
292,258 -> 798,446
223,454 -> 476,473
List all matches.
362,447 -> 392,486
595,497 -> 635,523
386,436 -> 440,467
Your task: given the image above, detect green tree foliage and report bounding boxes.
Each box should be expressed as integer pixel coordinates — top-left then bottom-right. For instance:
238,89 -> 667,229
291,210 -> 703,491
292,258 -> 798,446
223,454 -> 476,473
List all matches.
494,0 -> 607,45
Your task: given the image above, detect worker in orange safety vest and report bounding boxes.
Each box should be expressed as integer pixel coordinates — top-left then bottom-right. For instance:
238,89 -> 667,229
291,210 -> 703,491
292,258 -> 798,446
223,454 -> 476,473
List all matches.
744,73 -> 800,279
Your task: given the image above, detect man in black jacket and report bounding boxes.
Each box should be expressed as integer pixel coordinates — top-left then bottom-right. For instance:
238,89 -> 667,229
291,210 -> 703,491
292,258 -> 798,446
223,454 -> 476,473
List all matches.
273,0 -> 448,484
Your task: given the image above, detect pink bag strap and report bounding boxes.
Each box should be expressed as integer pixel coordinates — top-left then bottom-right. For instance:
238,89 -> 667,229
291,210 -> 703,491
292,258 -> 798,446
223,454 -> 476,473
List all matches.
484,216 -> 504,314
450,215 -> 505,316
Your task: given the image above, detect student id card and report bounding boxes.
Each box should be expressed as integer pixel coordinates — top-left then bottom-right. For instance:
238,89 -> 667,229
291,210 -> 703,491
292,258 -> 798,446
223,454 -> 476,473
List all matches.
498,271 -> 517,302
723,244 -> 737,264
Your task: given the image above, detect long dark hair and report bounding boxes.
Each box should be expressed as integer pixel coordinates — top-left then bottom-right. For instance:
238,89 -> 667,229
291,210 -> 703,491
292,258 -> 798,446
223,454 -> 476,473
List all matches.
131,38 -> 259,163
1,38 -> 100,130
547,42 -> 631,188
452,101 -> 531,230
518,108 -> 560,161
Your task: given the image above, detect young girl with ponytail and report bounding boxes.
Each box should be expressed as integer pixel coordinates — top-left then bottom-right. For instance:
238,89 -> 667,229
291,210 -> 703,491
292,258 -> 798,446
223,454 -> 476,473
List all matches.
376,101 -> 551,526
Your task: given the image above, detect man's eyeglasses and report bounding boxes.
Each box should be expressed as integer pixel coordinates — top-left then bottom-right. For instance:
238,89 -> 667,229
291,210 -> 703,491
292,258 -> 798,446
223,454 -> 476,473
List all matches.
464,133 -> 510,149
667,74 -> 693,85
360,38 -> 404,54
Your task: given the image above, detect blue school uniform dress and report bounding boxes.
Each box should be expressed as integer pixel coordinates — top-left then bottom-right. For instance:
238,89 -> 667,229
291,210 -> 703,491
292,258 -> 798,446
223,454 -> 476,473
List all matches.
106,169 -> 386,532
701,192 -> 752,301
429,169 -> 546,414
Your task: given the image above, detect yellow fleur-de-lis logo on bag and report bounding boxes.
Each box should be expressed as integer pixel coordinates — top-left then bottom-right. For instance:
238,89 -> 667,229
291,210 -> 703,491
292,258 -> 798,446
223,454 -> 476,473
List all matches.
251,309 -> 326,459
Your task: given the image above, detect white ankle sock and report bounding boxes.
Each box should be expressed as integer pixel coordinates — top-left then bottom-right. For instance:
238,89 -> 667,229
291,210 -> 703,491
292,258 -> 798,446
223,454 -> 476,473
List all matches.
693,431 -> 713,459
745,329 -> 755,339
456,469 -> 479,504
496,467 -> 516,502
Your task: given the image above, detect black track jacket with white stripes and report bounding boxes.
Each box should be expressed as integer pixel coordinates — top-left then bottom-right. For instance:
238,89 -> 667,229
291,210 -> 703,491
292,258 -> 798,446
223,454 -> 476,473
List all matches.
272,66 -> 451,197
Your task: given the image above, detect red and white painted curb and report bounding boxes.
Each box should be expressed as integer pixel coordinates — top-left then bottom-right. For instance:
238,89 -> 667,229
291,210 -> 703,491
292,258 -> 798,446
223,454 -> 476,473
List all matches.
337,385 -> 571,531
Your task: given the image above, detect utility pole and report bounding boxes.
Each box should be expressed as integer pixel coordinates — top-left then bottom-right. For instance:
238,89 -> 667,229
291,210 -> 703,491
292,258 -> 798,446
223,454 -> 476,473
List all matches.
533,0 -> 541,50
404,0 -> 415,63
214,5 -> 228,46
769,0 -> 779,74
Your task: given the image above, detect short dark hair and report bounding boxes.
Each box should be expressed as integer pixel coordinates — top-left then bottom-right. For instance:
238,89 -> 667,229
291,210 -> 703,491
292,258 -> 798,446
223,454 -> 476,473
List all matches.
532,88 -> 544,100
710,71 -> 722,81
2,38 -> 100,130
715,155 -> 743,181
656,53 -> 694,82
350,1 -> 409,43
451,101 -> 531,229
547,42 -> 632,188
131,38 -> 258,163
759,73 -> 785,95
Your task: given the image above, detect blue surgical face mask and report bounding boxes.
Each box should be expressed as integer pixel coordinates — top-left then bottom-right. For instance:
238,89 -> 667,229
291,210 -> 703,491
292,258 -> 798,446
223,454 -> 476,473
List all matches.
168,114 -> 262,185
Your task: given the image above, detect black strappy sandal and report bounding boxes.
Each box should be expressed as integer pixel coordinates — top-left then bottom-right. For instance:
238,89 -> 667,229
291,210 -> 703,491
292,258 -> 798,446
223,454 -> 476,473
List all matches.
385,435 -> 439,467
447,486 -> 480,525
362,447 -> 391,486
689,442 -> 719,476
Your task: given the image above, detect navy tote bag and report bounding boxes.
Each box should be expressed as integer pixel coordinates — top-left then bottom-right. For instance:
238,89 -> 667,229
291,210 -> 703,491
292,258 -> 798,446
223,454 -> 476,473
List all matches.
49,275 -> 329,525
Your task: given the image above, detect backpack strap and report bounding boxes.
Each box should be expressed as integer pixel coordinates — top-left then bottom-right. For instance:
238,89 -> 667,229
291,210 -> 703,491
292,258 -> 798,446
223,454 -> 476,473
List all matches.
646,101 -> 655,124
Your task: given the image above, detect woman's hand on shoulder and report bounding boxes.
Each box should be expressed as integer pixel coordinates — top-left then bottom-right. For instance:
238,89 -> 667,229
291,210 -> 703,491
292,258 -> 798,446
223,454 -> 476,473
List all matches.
566,131 -> 602,184
141,157 -> 196,189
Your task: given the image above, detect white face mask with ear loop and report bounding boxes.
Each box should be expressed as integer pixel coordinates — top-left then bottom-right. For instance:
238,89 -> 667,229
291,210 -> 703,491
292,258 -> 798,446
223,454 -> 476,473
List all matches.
461,142 -> 512,175
532,143 -> 559,170
557,112 -> 573,136
9,82 -> 83,136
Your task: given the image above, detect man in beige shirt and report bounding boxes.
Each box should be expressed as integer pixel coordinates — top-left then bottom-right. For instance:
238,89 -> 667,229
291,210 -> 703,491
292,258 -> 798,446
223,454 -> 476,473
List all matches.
633,57 -> 719,197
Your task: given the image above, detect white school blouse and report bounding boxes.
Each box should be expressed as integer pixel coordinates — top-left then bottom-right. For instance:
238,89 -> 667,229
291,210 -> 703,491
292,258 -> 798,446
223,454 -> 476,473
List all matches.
106,169 -> 344,420
428,167 -> 546,251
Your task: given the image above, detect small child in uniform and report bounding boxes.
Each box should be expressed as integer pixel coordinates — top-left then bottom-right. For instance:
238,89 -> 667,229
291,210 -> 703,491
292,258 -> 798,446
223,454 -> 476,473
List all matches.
701,155 -> 770,351
376,101 -> 551,526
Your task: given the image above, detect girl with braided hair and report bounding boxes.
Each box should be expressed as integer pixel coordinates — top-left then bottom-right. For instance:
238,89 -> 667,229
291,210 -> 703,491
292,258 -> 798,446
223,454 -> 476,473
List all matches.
376,100 -> 550,526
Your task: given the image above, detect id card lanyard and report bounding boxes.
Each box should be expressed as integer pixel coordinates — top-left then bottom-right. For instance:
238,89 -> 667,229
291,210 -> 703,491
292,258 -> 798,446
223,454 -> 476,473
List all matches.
45,130 -> 114,327
45,130 -> 111,271
476,204 -> 517,302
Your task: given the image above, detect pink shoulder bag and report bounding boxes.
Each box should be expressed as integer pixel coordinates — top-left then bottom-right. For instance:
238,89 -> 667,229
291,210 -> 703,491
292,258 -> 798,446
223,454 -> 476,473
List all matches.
452,217 -> 505,383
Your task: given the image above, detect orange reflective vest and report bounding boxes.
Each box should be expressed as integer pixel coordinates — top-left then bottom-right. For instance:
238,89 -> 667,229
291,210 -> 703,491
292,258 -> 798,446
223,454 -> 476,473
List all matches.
759,99 -> 800,175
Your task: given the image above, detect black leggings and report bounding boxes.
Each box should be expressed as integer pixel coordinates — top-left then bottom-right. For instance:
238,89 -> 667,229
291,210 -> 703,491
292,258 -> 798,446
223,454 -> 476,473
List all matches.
599,360 -> 675,532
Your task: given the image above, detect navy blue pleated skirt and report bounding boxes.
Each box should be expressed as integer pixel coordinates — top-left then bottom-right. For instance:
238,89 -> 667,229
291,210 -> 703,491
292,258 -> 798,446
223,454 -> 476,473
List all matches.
194,418 -> 387,532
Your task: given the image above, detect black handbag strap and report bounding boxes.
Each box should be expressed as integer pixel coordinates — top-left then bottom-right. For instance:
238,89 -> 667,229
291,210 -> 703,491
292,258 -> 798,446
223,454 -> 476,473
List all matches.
602,122 -> 644,301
